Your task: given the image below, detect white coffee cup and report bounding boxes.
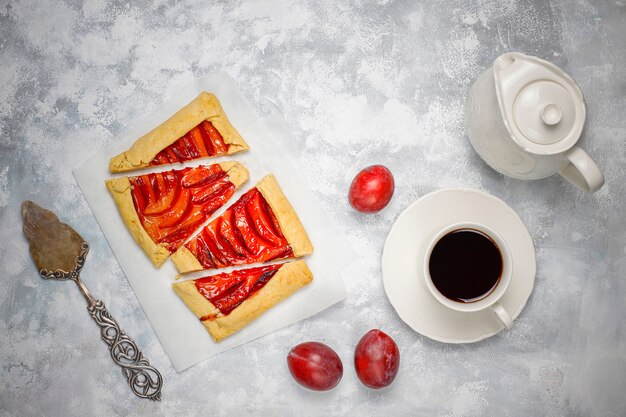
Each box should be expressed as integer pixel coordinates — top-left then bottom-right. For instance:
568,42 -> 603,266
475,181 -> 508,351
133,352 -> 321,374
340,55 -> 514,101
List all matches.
423,222 -> 514,329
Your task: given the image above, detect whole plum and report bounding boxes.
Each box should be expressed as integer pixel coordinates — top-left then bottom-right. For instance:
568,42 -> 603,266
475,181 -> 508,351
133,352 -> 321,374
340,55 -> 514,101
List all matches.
354,329 -> 400,389
348,165 -> 395,213
287,342 -> 343,391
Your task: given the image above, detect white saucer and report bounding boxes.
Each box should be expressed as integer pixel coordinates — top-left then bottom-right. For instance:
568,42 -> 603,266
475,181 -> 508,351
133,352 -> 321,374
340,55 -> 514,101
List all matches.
382,188 -> 536,343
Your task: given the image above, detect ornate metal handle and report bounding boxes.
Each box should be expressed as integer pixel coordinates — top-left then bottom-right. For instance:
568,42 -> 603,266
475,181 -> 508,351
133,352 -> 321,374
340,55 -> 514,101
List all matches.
87,300 -> 163,401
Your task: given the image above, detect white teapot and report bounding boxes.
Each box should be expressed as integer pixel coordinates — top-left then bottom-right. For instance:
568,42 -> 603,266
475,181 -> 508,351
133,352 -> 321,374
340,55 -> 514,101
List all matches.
465,52 -> 604,192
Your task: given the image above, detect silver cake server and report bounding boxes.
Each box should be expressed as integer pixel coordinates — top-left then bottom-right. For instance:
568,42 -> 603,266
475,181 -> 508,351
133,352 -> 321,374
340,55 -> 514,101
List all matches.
21,200 -> 163,401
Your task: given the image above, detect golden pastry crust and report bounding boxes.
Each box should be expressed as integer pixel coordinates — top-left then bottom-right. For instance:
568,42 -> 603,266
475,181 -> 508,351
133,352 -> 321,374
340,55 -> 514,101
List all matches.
257,175 -> 314,257
218,161 -> 249,188
105,177 -> 170,267
172,261 -> 313,342
171,246 -> 203,274
172,279 -> 220,319
109,92 -> 250,173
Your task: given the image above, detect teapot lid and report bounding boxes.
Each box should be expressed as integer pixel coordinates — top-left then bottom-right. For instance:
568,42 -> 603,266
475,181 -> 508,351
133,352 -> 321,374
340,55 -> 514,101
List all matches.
493,52 -> 586,154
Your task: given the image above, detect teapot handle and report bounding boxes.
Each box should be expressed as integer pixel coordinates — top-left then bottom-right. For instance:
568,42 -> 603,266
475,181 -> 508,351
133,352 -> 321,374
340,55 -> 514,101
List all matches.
559,147 -> 604,192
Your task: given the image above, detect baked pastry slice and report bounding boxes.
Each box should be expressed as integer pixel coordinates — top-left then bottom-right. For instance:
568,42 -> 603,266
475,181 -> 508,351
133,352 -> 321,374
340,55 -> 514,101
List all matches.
106,162 -> 249,267
110,92 -> 249,173
172,174 -> 313,273
172,260 -> 313,341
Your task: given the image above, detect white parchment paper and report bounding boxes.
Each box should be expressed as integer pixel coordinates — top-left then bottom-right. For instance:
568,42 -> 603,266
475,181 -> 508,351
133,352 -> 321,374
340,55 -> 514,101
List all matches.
73,73 -> 355,372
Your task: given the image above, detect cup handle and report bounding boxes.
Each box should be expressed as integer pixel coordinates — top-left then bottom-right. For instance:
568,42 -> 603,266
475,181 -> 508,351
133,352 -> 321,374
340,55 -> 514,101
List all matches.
492,302 -> 513,329
559,146 -> 604,192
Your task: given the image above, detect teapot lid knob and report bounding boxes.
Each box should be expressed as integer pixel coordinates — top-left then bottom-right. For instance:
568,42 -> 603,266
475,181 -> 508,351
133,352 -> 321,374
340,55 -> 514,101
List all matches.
540,103 -> 562,126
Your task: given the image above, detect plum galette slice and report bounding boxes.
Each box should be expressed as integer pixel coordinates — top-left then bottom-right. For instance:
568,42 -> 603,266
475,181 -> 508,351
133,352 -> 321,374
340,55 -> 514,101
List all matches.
172,261 -> 313,341
171,174 -> 314,273
106,162 -> 249,267
109,92 -> 249,173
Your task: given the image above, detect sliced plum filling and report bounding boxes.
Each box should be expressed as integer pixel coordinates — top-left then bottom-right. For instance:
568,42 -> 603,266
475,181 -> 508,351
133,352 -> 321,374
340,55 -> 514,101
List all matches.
196,264 -> 282,318
150,120 -> 229,166
184,188 -> 294,269
129,164 -> 235,252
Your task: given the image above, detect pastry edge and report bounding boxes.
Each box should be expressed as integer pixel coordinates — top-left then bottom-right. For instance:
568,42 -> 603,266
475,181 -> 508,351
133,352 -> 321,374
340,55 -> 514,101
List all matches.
172,261 -> 313,342
105,177 -> 170,267
218,161 -> 249,188
172,279 -> 220,319
109,92 -> 250,173
257,174 -> 314,257
171,246 -> 203,274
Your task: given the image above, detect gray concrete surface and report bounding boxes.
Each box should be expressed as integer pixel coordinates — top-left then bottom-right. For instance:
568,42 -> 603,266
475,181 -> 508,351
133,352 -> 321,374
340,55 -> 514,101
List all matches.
1,0 -> 625,415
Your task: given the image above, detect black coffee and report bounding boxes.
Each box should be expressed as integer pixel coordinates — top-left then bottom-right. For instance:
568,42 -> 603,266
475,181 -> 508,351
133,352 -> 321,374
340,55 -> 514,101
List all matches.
428,228 -> 502,303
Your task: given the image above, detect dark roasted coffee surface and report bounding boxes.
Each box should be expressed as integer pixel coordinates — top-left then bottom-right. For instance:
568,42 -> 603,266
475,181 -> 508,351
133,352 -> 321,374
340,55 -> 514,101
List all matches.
428,229 -> 502,303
